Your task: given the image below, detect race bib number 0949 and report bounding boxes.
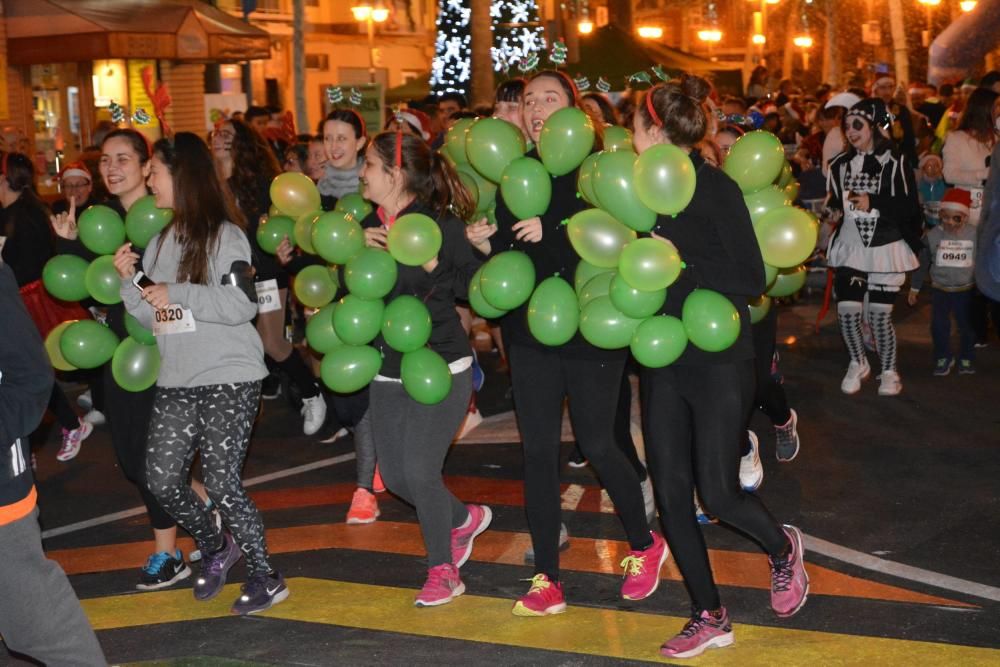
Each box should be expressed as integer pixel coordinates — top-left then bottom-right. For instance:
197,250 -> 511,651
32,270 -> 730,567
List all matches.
936,239 -> 973,269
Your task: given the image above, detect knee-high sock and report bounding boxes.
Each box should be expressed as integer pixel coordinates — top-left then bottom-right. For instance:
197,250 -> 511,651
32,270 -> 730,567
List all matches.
868,303 -> 897,372
837,301 -> 866,364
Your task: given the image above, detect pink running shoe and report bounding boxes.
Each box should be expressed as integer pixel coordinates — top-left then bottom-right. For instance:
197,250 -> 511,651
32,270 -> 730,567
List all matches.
620,531 -> 670,600
345,487 -> 379,525
660,608 -> 735,659
511,574 -> 566,616
414,563 -> 465,607
57,418 -> 93,462
769,524 -> 810,617
450,504 -> 492,568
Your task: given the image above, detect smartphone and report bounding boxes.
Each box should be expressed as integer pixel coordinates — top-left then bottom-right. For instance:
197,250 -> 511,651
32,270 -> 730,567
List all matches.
132,270 -> 156,290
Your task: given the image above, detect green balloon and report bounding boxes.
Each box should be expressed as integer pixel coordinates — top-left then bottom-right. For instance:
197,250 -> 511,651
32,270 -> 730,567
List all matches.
256,215 -> 295,255
593,151 -> 656,232
610,273 -> 666,318
344,247 -> 398,300
603,125 -> 633,152
764,263 -> 779,290
480,250 -> 536,310
441,117 -> 475,166
43,254 -> 90,302
387,213 -> 442,267
783,180 -> 800,202
111,337 -> 160,392
333,294 -> 384,345
306,302 -> 343,354
293,265 -> 337,308
382,295 -> 432,353
776,160 -> 794,188
723,130 -> 786,194
749,294 -> 772,324
401,347 -> 453,405
618,237 -> 683,291
766,265 -> 807,298
78,205 -> 126,255
744,186 -> 791,225
294,211 -> 321,254
538,107 -> 595,176
634,143 -> 697,216
465,117 -> 526,183
578,271 -> 614,308
457,163 -> 497,214
630,315 -> 688,368
312,210 -> 365,264
579,295 -> 642,349
45,320 -> 78,371
754,206 -> 818,268
334,193 -> 373,221
60,320 -> 119,369
268,203 -> 283,217
85,255 -> 122,305
125,313 -> 156,346
271,171 -> 321,218
500,157 -> 552,220
574,259 -> 611,295
527,276 -> 579,346
682,289 -> 741,352
320,344 -> 381,393
468,266 -> 508,319
125,195 -> 172,248
566,208 -> 637,268
576,152 -> 601,205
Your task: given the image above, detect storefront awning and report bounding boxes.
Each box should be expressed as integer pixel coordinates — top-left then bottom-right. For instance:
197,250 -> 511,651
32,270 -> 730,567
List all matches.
4,0 -> 270,65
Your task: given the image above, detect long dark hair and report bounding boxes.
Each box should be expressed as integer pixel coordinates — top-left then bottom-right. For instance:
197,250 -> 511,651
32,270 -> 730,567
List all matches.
637,74 -> 712,148
227,118 -> 280,219
1,151 -> 38,197
370,131 -> 473,220
957,87 -> 999,146
582,92 -> 619,125
153,133 -> 245,285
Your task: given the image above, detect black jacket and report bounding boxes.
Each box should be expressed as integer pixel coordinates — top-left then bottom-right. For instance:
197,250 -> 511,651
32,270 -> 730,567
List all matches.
0,195 -> 54,287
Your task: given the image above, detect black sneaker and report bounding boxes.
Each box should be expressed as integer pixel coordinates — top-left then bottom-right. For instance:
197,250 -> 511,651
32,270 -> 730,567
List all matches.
136,550 -> 191,591
261,374 -> 281,400
231,571 -> 289,615
193,533 -> 242,601
567,446 -> 588,468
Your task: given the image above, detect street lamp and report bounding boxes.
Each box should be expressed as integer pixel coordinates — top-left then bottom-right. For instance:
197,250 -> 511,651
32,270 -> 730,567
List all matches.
959,0 -> 977,10
352,3 -> 389,84
637,26 -> 664,39
698,29 -> 723,43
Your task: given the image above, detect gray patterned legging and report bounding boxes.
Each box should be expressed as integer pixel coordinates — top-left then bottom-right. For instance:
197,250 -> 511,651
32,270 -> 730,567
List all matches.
145,381 -> 271,576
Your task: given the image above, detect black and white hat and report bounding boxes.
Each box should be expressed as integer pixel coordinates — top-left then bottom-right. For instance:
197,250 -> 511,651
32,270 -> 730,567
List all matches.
845,98 -> 892,132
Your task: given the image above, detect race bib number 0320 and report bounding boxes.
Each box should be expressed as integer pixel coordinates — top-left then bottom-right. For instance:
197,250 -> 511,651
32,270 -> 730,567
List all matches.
153,305 -> 197,336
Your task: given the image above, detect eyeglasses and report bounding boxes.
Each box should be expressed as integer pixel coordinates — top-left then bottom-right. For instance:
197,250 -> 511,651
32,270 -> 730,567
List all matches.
849,119 -> 867,131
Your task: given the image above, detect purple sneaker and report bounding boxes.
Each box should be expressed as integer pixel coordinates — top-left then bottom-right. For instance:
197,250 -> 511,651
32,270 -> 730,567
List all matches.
231,571 -> 289,615
660,607 -> 735,659
451,504 -> 492,568
193,533 -> 241,601
769,524 -> 809,617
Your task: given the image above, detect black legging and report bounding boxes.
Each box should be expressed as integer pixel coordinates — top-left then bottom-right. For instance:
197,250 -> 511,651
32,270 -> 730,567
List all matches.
509,344 -> 651,582
751,308 -> 791,427
641,360 -> 788,611
570,364 -> 647,481
47,385 -> 78,432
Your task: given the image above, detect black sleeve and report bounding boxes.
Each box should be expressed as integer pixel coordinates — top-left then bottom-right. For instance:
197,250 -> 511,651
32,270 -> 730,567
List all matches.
870,155 -> 923,252
435,216 -> 483,301
1,208 -> 53,286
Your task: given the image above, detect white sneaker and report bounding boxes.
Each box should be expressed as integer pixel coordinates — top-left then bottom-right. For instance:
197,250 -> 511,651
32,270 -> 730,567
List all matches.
739,430 -> 763,491
77,389 -> 93,411
878,370 -> 902,396
301,394 -> 327,436
57,419 -> 93,462
641,475 -> 656,523
840,359 -> 871,394
83,409 -> 106,426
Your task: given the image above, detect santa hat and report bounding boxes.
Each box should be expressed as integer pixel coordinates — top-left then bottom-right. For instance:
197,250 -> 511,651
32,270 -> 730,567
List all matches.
939,188 -> 971,216
918,154 -> 942,171
394,108 -> 433,141
60,162 -> 91,183
846,98 -> 892,133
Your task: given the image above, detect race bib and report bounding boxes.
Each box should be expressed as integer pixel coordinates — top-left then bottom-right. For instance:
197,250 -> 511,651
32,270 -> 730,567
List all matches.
152,305 -> 197,336
936,239 -> 974,269
256,278 -> 281,313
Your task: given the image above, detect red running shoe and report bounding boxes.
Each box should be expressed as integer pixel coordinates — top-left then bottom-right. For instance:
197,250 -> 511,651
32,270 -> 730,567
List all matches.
511,574 -> 566,617
450,504 -> 492,568
414,563 -> 465,607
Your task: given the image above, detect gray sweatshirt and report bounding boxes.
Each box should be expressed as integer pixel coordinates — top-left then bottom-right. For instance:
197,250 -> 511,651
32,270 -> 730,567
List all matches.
120,222 -> 267,388
911,223 -> 977,292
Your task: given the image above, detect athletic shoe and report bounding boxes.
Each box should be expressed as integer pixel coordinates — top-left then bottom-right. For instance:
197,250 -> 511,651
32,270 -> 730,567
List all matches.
567,447 -> 588,468
77,389 -> 93,411
512,574 -> 566,616
451,504 -> 493,568
933,358 -> 954,376
958,359 -> 975,375
261,374 -> 281,400
346,487 -> 380,525
659,607 -> 735,659
136,550 -> 191,591
974,341 -> 988,349
739,431 -> 763,492
414,563 -> 465,607
231,571 -> 289,615
372,464 -> 386,493
694,493 -> 716,525
774,409 -> 800,462
769,524 -> 809,617
840,359 -> 871,394
641,475 -> 656,523
877,370 -> 902,396
301,393 -> 327,436
524,522 -> 570,563
193,533 -> 241,601
318,426 -> 349,444
82,409 -> 106,426
620,531 -> 670,600
57,419 -> 92,462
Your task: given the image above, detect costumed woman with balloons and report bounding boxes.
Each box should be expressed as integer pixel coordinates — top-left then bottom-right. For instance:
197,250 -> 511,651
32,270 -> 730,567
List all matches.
466,70 -> 665,617
213,118 -> 327,435
826,98 -> 920,396
633,76 -> 808,658
0,151 -> 93,462
114,132 -> 286,615
343,129 -> 491,607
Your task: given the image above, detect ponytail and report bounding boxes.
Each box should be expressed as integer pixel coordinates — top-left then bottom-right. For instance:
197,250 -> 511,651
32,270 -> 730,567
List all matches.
639,74 -> 712,148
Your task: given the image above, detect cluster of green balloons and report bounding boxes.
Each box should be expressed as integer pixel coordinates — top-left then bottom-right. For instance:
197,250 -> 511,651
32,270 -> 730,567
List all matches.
43,317 -> 160,392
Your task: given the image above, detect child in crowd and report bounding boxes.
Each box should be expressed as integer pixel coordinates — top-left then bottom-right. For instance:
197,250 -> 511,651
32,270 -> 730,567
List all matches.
918,154 -> 946,229
908,188 -> 978,375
